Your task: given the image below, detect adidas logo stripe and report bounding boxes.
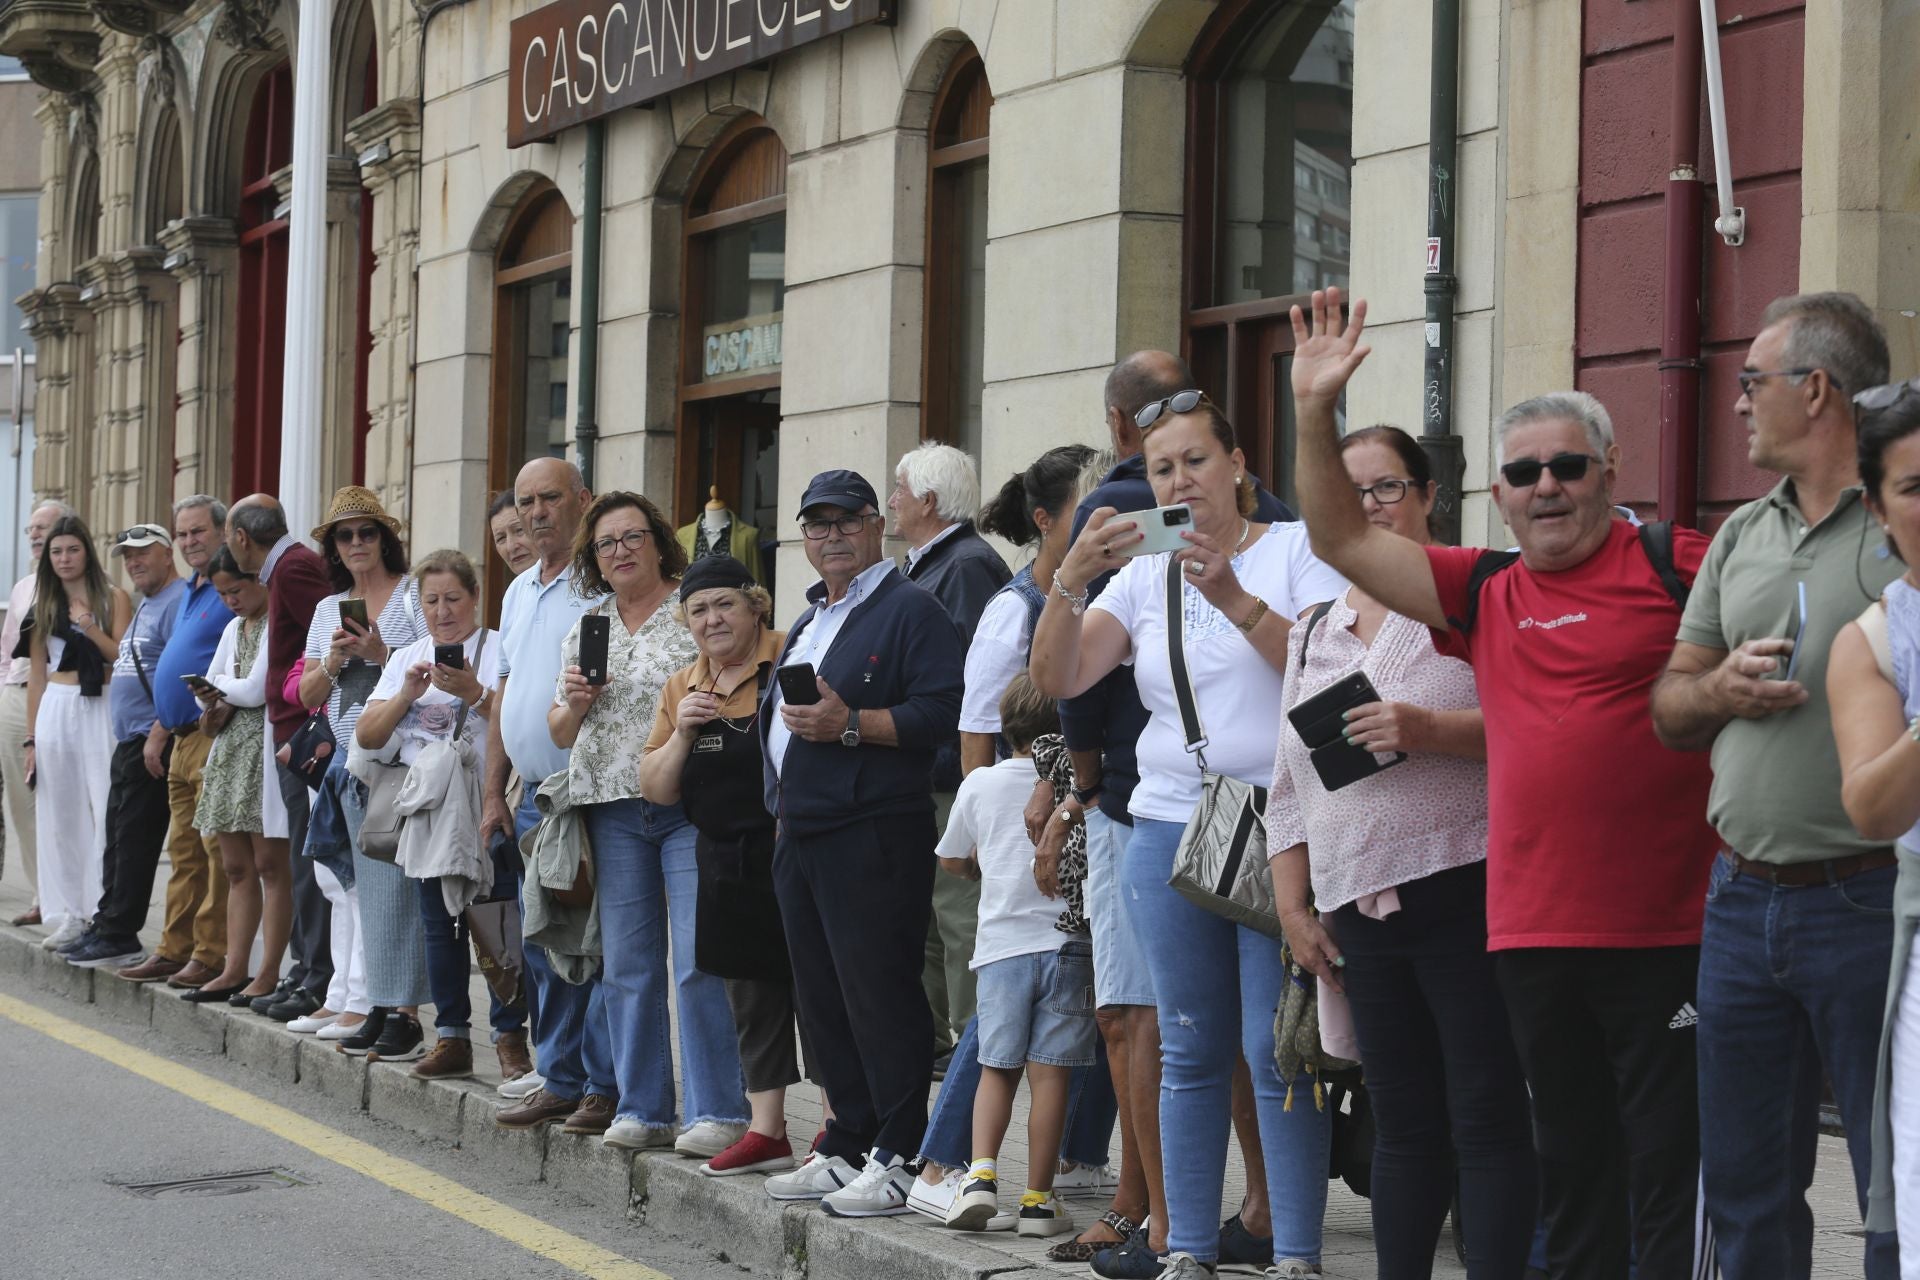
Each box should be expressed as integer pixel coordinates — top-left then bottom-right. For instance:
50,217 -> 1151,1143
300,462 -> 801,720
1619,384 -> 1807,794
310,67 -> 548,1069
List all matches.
1669,1002 -> 1699,1030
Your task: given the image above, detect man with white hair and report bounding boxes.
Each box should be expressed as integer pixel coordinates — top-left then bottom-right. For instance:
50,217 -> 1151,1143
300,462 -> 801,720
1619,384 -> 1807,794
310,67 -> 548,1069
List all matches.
889,442 -> 1010,1065
1290,289 -> 1718,1280
1,499 -> 71,925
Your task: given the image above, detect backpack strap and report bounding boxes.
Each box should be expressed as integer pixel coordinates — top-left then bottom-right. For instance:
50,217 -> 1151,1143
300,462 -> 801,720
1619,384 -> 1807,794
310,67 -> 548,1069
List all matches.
1297,601 -> 1336,671
1637,520 -> 1691,610
1447,549 -> 1522,634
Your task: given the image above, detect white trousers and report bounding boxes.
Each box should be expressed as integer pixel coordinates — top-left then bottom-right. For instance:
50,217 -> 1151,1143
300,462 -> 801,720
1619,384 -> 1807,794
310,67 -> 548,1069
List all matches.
313,861 -> 369,1015
33,683 -> 112,927
1891,939 -> 1920,1277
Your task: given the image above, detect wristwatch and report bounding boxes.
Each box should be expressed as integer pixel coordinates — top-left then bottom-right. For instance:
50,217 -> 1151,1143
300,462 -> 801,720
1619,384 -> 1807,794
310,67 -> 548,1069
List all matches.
840,706 -> 861,748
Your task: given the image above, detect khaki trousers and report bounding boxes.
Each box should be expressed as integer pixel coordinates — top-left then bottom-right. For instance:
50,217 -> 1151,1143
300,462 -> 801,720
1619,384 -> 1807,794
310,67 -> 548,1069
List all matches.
161,727 -> 227,967
0,682 -> 36,899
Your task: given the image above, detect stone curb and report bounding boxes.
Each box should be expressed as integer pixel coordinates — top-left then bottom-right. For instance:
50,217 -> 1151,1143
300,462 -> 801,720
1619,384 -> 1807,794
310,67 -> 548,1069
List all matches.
0,925 -> 1047,1280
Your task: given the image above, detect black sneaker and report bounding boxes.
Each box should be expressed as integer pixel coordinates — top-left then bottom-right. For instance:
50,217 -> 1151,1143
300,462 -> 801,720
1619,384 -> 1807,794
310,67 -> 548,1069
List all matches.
54,924 -> 100,955
64,933 -> 144,969
266,987 -> 323,1023
367,1011 -> 425,1063
1217,1213 -> 1274,1266
335,1007 -> 390,1057
249,977 -> 299,1016
1091,1227 -> 1168,1280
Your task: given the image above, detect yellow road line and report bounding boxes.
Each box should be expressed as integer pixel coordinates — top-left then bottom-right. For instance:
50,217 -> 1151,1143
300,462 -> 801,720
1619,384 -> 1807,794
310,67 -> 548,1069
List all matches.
0,991 -> 667,1280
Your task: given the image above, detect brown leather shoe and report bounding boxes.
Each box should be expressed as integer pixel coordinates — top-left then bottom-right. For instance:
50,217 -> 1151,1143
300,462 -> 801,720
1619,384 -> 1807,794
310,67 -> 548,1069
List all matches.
412,1036 -> 474,1080
166,959 -> 221,989
561,1093 -> 615,1134
10,907 -> 40,927
117,954 -> 186,983
495,1087 -> 579,1129
495,1029 -> 533,1081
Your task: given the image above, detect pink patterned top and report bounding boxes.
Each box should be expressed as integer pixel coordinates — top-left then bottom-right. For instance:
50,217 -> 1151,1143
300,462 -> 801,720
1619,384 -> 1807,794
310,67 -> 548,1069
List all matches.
1266,592 -> 1488,912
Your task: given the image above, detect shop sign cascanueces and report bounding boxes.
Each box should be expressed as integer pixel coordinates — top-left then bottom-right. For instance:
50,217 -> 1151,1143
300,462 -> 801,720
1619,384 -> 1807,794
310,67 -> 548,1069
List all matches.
510,0 -> 894,147
703,314 -> 783,382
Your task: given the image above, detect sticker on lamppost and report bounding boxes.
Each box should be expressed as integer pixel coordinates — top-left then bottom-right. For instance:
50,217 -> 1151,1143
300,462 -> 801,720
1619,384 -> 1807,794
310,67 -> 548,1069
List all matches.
1424,238 -> 1441,273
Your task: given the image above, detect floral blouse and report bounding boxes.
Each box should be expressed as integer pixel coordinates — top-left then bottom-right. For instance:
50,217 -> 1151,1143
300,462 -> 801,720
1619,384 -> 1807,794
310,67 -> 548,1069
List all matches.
556,590 -> 698,805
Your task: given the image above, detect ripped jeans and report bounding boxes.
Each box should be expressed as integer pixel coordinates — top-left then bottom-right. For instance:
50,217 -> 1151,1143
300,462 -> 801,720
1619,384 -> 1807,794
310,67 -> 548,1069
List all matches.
1123,815 -> 1330,1264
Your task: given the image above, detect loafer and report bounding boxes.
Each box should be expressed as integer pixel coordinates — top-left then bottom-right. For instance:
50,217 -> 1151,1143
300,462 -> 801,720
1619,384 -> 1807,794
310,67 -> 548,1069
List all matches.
266,987 -> 324,1023
249,978 -> 300,1016
495,1087 -> 580,1129
286,1011 -> 341,1035
495,1029 -> 533,1081
10,906 -> 41,927
317,1015 -> 371,1042
561,1093 -> 616,1134
181,979 -> 252,1005
116,954 -> 186,983
166,959 -> 221,989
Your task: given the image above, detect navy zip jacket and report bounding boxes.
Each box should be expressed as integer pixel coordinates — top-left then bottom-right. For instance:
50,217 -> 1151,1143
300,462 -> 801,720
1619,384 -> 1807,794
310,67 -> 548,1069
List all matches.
760,567 -> 964,837
903,521 -> 1011,791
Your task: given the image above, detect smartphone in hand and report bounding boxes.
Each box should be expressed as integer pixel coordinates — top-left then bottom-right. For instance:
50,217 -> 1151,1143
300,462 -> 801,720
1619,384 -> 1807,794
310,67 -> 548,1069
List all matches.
777,662 -> 822,706
579,615 -> 611,686
338,598 -> 370,632
1114,503 -> 1195,558
433,643 -> 466,670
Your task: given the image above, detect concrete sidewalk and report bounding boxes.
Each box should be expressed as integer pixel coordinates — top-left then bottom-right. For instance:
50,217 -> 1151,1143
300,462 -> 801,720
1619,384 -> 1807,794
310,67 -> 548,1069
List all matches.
0,850 -> 1877,1279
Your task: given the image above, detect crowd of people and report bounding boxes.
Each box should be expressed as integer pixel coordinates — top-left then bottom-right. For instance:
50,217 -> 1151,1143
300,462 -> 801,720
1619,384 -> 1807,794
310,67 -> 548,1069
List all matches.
6,284 -> 1920,1280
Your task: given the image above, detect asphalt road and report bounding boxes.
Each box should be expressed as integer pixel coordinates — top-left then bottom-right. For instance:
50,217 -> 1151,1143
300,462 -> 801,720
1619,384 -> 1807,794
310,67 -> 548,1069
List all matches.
0,981 -> 740,1280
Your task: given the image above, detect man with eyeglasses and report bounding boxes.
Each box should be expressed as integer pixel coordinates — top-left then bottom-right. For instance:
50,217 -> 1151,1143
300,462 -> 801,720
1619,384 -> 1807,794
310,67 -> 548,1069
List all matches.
1650,291 -> 1901,1279
757,469 -> 963,1217
1,500 -> 72,925
1290,288 -> 1717,1280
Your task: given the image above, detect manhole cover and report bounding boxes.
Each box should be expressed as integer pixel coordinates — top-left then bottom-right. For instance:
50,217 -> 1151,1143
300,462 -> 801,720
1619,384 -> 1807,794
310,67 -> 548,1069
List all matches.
116,1168 -> 311,1200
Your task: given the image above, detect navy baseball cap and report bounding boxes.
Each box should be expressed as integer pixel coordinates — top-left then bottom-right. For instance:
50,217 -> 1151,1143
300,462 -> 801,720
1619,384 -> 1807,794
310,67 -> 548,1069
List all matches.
797,469 -> 878,517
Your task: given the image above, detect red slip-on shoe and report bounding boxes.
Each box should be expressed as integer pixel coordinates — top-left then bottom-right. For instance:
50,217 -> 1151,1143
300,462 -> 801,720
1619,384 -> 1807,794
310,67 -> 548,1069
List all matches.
700,1131 -> 796,1178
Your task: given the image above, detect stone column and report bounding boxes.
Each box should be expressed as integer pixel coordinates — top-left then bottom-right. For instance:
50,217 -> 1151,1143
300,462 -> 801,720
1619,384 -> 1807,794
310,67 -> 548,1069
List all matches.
279,0 -> 333,539
92,249 -> 179,535
344,99 -> 421,528
321,153 -> 364,498
94,34 -> 140,257
19,284 -> 87,508
159,216 -> 239,503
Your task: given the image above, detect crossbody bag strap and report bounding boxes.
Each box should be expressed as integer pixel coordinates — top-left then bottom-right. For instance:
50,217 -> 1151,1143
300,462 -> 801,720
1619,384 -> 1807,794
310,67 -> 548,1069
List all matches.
1164,556 -> 1209,769
127,601 -> 156,705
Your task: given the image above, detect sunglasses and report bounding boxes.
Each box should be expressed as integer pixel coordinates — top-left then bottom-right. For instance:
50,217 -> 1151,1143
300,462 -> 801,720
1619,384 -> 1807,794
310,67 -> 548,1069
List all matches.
1498,452 -> 1601,489
1135,389 -> 1210,431
1854,378 -> 1920,414
1736,368 -> 1821,398
333,524 -> 383,545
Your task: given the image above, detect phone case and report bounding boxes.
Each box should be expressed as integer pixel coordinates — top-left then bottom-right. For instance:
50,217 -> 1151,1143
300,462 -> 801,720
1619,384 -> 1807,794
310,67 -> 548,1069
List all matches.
1115,504 -> 1194,558
434,645 -> 465,670
1286,670 -> 1405,793
777,663 -> 821,706
580,616 -> 611,685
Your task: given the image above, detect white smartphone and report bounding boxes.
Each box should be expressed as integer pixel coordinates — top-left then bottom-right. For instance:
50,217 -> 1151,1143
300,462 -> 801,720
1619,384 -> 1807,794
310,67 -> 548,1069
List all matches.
1114,503 -> 1195,557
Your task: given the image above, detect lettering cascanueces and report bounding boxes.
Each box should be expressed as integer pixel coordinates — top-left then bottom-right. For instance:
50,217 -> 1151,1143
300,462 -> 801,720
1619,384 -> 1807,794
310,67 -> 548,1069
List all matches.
509,0 -> 891,147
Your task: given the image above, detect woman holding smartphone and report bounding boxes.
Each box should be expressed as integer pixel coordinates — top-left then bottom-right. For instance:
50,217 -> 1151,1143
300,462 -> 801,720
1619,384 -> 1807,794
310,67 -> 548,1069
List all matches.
182,546 -> 287,1004
1266,426 -> 1535,1279
551,491 -> 746,1150
298,487 -> 429,1060
1029,393 -> 1346,1279
25,514 -> 131,950
357,549 -> 516,1080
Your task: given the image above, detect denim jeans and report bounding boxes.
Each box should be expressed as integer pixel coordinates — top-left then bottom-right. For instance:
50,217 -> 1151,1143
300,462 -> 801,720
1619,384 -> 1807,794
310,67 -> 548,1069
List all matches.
1698,849 -> 1899,1279
918,1011 -> 1119,1170
516,786 -> 613,1102
418,876 -> 525,1040
584,797 -> 748,1130
1126,816 -> 1330,1263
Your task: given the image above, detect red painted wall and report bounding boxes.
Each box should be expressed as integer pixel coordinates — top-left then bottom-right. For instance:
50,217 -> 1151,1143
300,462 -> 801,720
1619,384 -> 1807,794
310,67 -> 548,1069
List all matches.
1574,0 -> 1805,526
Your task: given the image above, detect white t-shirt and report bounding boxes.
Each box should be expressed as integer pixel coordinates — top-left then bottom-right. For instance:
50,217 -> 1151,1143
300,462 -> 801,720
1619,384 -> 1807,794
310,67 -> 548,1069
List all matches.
368,628 -> 501,769
1089,522 -> 1347,824
958,590 -> 1034,734
936,756 -> 1066,969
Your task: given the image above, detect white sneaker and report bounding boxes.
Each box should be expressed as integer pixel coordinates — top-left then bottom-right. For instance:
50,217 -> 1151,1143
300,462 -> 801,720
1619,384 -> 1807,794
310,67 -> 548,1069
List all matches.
286,1011 -> 341,1035
907,1169 -> 1018,1230
498,1071 -> 548,1099
316,1017 -> 370,1042
41,917 -> 83,950
945,1174 -> 1000,1231
1014,1191 -> 1074,1238
1159,1254 -> 1218,1278
604,1119 -> 676,1150
1265,1262 -> 1323,1279
675,1119 -> 747,1159
819,1150 -> 913,1218
1053,1161 -> 1115,1192
765,1151 -> 858,1201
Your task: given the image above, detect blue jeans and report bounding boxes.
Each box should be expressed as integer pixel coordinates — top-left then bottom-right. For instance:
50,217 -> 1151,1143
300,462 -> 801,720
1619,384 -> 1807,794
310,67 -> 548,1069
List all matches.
1126,816 -> 1330,1263
516,786 -> 613,1102
417,876 -> 526,1040
584,797 -> 747,1129
919,1011 -> 1119,1170
1698,849 -> 1899,1279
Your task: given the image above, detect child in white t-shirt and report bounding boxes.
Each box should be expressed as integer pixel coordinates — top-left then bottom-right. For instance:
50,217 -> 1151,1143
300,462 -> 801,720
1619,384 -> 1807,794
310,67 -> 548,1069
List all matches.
935,673 -> 1094,1238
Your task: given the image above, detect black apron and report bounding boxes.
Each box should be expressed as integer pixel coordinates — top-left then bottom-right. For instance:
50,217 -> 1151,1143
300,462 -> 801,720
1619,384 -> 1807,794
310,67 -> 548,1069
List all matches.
679,674 -> 789,982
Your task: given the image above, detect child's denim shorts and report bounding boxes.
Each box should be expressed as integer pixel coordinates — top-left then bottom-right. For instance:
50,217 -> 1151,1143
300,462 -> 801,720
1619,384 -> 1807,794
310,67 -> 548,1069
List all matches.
974,939 -> 1097,1069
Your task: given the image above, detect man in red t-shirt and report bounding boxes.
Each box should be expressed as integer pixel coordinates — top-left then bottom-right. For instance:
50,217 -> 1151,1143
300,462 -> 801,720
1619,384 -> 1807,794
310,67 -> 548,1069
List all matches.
1287,290 -> 1718,1280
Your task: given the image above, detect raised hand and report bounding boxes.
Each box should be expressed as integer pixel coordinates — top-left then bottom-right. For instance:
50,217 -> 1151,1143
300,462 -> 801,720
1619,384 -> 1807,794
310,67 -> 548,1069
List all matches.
1289,286 -> 1372,406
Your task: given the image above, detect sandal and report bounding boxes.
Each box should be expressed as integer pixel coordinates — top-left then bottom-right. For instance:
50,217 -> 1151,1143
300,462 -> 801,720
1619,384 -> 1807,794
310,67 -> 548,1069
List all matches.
1045,1210 -> 1138,1263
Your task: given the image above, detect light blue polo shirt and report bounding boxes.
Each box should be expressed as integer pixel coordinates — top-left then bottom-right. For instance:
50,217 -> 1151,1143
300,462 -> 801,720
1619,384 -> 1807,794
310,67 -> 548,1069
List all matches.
496,560 -> 604,784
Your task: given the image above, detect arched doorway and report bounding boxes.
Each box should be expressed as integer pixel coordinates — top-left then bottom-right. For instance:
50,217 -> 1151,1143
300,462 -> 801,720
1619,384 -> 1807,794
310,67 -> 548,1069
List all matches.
233,63 -> 293,497
920,45 -> 991,464
1183,0 -> 1354,508
675,120 -> 787,597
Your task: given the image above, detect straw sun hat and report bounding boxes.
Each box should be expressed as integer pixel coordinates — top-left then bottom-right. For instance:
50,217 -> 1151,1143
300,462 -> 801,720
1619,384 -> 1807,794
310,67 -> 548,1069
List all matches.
311,485 -> 404,544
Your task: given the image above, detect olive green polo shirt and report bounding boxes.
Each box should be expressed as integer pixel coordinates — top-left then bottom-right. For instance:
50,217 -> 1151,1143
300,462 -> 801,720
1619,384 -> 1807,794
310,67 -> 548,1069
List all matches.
1677,477 -> 1902,864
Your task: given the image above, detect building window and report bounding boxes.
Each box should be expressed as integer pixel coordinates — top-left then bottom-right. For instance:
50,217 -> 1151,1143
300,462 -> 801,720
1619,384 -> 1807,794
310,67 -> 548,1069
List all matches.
489,184 -> 575,498
234,64 -> 293,497
921,45 -> 991,464
0,55 -> 25,82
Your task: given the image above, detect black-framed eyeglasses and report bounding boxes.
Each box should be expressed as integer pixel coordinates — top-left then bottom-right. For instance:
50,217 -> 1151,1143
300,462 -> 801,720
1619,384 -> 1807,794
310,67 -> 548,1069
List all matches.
798,513 -> 880,541
1354,479 -> 1413,505
333,523 -> 383,545
1854,378 -> 1920,414
1135,389 -> 1210,431
1498,452 -> 1601,489
1737,368 -> 1821,397
591,529 -> 653,558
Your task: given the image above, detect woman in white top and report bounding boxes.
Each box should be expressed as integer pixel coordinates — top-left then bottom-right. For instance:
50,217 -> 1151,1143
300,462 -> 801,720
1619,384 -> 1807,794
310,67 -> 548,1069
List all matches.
1030,394 -> 1346,1276
1267,426 -> 1534,1279
359,549 -> 512,1081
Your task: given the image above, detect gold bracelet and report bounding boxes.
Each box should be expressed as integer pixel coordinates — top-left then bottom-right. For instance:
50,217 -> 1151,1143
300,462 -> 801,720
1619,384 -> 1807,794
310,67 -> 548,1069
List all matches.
1236,597 -> 1270,634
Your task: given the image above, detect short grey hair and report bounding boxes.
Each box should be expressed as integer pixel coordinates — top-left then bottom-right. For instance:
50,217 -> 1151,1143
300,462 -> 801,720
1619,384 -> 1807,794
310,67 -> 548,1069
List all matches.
173,494 -> 228,527
1495,391 -> 1615,460
229,500 -> 289,544
895,443 -> 980,523
31,499 -> 74,521
1761,291 -> 1890,399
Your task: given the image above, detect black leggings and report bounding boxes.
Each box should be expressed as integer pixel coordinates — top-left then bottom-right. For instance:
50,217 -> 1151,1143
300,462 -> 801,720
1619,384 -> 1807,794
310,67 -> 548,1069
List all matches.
1327,861 -> 1537,1280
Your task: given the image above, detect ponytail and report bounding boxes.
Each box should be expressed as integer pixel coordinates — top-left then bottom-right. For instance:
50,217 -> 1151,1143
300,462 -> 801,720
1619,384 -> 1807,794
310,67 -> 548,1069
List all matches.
978,471 -> 1038,545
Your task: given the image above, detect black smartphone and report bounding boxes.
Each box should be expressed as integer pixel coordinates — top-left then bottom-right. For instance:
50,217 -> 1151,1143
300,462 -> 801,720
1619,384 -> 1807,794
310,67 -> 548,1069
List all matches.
338,598 -> 369,632
579,615 -> 611,686
777,662 -> 821,706
433,643 -> 465,670
180,673 -> 219,696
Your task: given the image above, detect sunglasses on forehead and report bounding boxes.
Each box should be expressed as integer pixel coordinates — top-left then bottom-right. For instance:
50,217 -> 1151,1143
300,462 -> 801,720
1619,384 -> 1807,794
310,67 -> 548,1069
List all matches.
1855,378 -> 1920,414
1498,452 -> 1601,488
1135,389 -> 1213,431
